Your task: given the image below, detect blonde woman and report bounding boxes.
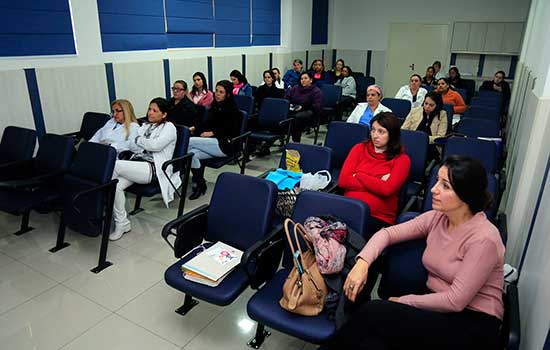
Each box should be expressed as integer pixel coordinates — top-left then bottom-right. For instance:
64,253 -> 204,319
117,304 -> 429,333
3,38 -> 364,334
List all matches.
90,99 -> 139,153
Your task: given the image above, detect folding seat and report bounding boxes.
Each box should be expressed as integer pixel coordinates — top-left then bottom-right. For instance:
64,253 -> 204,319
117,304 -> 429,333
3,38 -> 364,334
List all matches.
125,125 -> 192,217
65,112 -> 111,142
246,191 -> 370,348
248,98 -> 292,153
0,126 -> 36,166
381,97 -> 412,121
162,173 -> 279,315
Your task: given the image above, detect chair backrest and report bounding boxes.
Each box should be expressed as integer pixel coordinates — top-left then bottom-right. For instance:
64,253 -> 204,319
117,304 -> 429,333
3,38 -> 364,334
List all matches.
80,112 -> 111,141
234,95 -> 255,116
400,129 -> 428,182
462,79 -> 476,104
464,105 -> 501,122
353,74 -> 367,102
443,136 -> 498,174
471,96 -> 503,111
278,143 -> 332,174
320,84 -> 342,108
455,88 -> 467,103
324,121 -> 369,171
381,98 -> 412,119
442,103 -> 454,134
455,118 -> 500,138
282,191 -> 370,269
207,173 -> 277,251
0,126 -> 36,164
258,98 -> 290,129
365,76 -> 375,86
35,134 -> 75,174
478,89 -> 504,101
235,110 -> 249,152
63,142 -> 117,237
171,125 -> 190,173
195,105 -> 208,122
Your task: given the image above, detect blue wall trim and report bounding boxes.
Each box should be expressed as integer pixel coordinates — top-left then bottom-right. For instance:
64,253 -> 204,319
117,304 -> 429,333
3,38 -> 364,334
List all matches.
163,59 -> 171,100
477,54 -> 485,77
105,63 -> 116,103
269,53 -> 273,69
207,56 -> 213,90
242,54 -> 246,76
509,56 -> 518,79
543,328 -> 550,350
366,50 -> 372,76
321,49 -> 325,63
450,53 -> 457,66
332,49 -> 337,69
305,50 -> 309,70
24,69 -> 46,139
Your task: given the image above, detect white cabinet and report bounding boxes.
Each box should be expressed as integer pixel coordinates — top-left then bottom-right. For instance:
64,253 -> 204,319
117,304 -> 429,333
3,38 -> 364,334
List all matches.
484,23 -> 505,52
467,23 -> 487,52
451,22 -> 470,51
451,22 -> 524,54
502,22 -> 524,53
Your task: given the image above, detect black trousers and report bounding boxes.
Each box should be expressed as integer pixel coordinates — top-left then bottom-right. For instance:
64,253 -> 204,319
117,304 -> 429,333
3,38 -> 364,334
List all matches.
289,110 -> 314,142
327,299 -> 501,350
336,95 -> 355,120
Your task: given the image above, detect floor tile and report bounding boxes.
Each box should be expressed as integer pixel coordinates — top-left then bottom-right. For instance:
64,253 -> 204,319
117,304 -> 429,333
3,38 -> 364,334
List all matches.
118,280 -> 223,347
0,284 -> 110,350
0,251 -> 14,268
0,260 -> 57,314
125,230 -> 178,266
61,314 -> 180,350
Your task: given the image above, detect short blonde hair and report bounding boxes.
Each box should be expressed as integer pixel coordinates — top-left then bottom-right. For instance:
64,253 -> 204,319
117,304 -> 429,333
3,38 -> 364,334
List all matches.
111,99 -> 137,140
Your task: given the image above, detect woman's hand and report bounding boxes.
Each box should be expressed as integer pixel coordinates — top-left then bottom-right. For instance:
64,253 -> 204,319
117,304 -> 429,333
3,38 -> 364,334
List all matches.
189,126 -> 196,133
381,173 -> 391,181
388,297 -> 399,302
343,258 -> 369,302
201,131 -> 214,137
295,105 -> 303,112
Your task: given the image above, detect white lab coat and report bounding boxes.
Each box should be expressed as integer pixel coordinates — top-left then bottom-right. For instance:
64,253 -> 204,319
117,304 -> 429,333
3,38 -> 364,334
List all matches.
395,85 -> 428,109
347,103 -> 392,124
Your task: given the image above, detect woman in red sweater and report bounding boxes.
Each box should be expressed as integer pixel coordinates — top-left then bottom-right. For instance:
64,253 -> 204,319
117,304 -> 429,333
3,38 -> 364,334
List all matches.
436,77 -> 466,114
338,112 -> 411,238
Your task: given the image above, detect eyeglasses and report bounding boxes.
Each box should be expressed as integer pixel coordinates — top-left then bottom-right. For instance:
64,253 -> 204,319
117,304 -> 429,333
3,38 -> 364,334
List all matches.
171,87 -> 185,92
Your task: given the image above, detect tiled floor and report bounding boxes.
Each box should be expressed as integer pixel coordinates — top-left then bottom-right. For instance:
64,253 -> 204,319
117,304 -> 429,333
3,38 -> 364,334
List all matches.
0,132 -> 326,350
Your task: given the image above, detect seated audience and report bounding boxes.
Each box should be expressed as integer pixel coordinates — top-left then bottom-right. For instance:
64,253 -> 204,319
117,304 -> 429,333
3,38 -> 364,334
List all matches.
329,59 -> 345,83
187,80 -> 242,200
334,65 -> 357,120
433,60 -> 445,80
255,70 -> 285,109
480,70 -> 511,108
448,66 -> 467,90
401,91 -> 448,160
110,98 -> 178,241
308,59 -> 331,86
230,70 -> 252,96
90,99 -> 139,153
283,59 -> 304,89
189,72 -> 214,107
330,156 -> 503,350
347,85 -> 392,127
437,78 -> 466,114
422,66 -> 437,89
167,80 -> 200,132
395,74 -> 428,109
285,72 -> 323,143
339,112 -> 411,237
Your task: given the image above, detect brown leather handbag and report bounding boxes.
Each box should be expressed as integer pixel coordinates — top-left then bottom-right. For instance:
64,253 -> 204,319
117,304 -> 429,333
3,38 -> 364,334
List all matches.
279,218 -> 327,316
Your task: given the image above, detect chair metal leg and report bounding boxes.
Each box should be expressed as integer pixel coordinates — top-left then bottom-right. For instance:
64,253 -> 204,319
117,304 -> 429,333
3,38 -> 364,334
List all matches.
175,294 -> 199,316
247,323 -> 271,349
91,181 -> 116,273
14,211 -> 34,236
50,213 -> 71,252
129,195 -> 144,215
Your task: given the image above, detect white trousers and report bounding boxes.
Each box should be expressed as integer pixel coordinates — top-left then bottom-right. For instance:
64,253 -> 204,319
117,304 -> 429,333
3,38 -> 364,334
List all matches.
112,160 -> 152,226
188,137 -> 226,169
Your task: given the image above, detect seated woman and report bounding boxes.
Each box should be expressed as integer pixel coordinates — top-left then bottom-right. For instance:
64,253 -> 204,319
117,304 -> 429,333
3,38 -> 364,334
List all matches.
330,156 -> 504,350
401,91 -> 448,161
448,66 -> 467,90
271,67 -> 285,89
347,85 -> 392,128
480,70 -> 511,107
283,59 -> 304,89
255,70 -> 285,109
285,72 -> 323,142
329,59 -> 345,83
308,59 -> 331,86
422,66 -> 437,89
187,80 -> 242,200
437,78 -> 466,114
334,65 -> 357,120
189,72 -> 213,107
230,70 -> 252,96
395,74 -> 428,109
110,98 -> 179,241
432,60 -> 445,80
339,112 -> 411,237
167,80 -> 200,132
89,99 -> 139,153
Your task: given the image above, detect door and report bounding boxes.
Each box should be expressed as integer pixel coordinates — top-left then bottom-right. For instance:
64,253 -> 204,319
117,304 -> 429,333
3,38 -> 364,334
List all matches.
385,23 -> 449,97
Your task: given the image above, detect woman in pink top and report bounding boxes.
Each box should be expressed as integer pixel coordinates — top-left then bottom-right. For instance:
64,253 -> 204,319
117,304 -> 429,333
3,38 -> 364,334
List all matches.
189,72 -> 213,107
327,156 -> 505,350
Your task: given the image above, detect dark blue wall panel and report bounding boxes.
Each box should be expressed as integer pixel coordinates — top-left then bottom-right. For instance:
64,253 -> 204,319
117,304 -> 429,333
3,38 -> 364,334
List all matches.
311,0 -> 328,45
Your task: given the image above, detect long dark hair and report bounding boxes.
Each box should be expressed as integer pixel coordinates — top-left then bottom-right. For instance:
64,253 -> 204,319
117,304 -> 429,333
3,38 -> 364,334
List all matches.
441,156 -> 492,213
191,72 -> 209,95
148,97 -> 170,124
424,91 -> 444,120
230,69 -> 248,85
212,80 -> 237,109
369,112 -> 403,160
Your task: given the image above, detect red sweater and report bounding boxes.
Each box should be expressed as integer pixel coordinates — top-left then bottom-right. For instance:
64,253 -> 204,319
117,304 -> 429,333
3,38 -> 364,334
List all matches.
338,141 -> 411,224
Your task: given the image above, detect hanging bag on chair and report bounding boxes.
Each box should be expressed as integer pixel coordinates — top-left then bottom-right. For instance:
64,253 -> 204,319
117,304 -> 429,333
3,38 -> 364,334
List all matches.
279,218 -> 327,316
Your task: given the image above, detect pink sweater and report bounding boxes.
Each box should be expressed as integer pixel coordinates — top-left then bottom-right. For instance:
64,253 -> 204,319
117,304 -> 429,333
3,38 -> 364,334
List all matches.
358,210 -> 505,320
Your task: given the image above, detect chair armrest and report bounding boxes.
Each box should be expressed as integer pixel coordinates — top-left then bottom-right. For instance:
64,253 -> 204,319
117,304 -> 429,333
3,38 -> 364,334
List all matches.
324,181 -> 338,193
161,204 -> 209,257
497,212 -> 508,246
63,131 -> 80,138
257,168 -> 276,179
0,169 -> 65,190
161,152 -> 193,198
241,224 -> 285,289
505,283 -> 521,350
425,159 -> 437,178
278,117 -> 294,127
230,131 -> 252,145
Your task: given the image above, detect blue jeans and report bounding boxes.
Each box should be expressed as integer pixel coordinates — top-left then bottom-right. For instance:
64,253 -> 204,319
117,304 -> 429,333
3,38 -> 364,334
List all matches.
188,137 -> 226,168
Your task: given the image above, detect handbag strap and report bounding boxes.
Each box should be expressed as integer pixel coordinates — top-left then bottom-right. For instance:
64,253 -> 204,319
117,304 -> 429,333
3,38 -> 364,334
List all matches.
293,223 -> 314,258
283,218 -> 298,270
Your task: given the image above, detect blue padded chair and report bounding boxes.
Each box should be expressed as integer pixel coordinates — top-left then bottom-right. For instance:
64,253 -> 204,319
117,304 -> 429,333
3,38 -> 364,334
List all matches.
0,134 -> 74,235
442,104 -> 454,134
464,105 -> 501,122
456,118 -> 500,138
246,191 -> 370,348
400,130 -> 429,207
49,142 -> 118,273
249,98 -> 292,152
455,88 -> 467,103
471,96 -> 503,112
313,85 -> 343,144
162,173 -> 278,315
462,79 -> 476,104
323,121 -> 369,182
0,126 -> 36,166
234,95 -> 255,116
65,112 -> 111,142
278,142 -> 332,175
351,73 -> 367,103
478,89 -> 504,102
443,136 -> 498,174
381,98 -> 412,120
126,125 -> 192,217
201,110 -> 251,174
